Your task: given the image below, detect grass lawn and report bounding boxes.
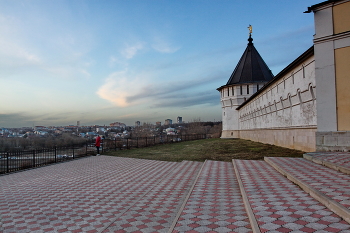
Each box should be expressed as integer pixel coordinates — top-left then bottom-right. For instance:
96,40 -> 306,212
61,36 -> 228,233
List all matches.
105,138 -> 305,162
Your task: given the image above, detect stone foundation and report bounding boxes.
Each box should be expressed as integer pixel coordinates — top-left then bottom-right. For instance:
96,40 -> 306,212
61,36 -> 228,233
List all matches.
238,127 -> 317,152
316,131 -> 350,151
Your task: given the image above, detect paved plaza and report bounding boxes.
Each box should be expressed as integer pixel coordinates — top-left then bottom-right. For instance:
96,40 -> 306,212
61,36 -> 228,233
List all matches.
1,153 -> 350,232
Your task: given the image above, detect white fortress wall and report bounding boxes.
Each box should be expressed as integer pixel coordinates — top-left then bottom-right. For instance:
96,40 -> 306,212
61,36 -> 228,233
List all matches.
237,55 -> 317,151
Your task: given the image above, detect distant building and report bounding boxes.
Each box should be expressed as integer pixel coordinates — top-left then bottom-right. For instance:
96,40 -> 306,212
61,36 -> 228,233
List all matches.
34,126 -> 46,131
165,128 -> 176,135
177,116 -> 183,124
156,122 -> 161,126
96,127 -> 106,133
110,122 -> 126,128
135,121 -> 141,126
165,119 -> 172,125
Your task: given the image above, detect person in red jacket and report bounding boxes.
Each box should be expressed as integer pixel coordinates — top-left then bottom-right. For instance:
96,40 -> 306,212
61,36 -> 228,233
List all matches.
95,135 -> 101,155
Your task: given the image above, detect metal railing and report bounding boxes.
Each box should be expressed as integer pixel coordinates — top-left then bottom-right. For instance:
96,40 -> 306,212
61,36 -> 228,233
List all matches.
0,134 -> 207,174
0,142 -> 93,174
104,134 -> 207,150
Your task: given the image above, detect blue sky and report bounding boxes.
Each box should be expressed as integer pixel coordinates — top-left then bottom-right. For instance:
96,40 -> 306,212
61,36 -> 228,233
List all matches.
0,0 -> 320,127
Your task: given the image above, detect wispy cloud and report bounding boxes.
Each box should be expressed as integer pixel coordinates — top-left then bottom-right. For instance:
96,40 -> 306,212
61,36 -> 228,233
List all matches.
96,70 -> 144,107
151,92 -> 219,108
151,36 -> 180,53
0,15 -> 41,67
120,42 -> 144,59
97,70 -> 221,109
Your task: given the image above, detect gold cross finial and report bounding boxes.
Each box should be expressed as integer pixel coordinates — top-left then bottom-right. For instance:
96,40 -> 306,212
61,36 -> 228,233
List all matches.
248,25 -> 252,36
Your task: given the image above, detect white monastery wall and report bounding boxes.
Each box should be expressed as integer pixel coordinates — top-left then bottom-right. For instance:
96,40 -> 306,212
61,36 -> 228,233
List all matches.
237,56 -> 317,151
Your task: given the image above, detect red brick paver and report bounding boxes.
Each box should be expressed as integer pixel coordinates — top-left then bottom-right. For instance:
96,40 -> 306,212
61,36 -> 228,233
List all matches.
172,160 -> 252,233
0,156 -> 181,233
103,161 -> 202,232
235,159 -> 350,232
267,157 -> 350,211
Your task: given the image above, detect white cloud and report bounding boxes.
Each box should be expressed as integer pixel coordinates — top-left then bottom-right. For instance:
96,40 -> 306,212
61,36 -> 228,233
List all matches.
120,42 -> 144,59
96,70 -> 148,107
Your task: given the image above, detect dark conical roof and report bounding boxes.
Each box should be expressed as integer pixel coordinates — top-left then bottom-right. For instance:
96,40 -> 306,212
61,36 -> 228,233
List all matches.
226,35 -> 274,85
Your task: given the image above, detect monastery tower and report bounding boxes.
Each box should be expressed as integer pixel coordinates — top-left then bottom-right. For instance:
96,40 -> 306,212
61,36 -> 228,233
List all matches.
217,29 -> 274,139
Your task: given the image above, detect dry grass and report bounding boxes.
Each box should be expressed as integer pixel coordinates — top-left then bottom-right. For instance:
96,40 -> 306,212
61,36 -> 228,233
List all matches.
105,138 -> 305,162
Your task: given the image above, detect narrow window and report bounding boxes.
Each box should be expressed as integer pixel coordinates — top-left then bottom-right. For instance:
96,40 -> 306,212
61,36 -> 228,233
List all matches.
240,85 -> 243,95
247,85 -> 249,94
227,88 -> 229,96
232,86 -> 234,96
257,84 -> 259,91
303,65 -> 305,78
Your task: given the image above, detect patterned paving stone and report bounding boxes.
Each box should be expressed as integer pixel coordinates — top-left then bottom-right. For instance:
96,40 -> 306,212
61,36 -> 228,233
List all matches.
0,156 -> 181,233
102,160 -> 203,232
172,160 -> 253,233
305,152 -> 350,170
235,159 -> 350,233
267,157 -> 350,211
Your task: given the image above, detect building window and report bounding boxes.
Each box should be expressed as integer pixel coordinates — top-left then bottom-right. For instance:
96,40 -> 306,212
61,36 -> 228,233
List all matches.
240,85 -> 243,95
257,84 -> 259,91
232,86 -> 234,96
227,88 -> 229,96
247,85 -> 249,94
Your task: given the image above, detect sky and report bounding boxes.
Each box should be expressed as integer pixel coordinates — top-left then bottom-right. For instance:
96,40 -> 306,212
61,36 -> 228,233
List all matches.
0,0 -> 321,128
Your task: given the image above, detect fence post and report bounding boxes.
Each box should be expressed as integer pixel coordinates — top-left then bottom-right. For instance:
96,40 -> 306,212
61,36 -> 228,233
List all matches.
55,146 -> 57,163
6,152 -> 9,173
33,150 -> 36,168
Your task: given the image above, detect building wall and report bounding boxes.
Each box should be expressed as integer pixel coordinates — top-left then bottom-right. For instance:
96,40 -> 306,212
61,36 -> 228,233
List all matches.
313,0 -> 350,150
335,46 -> 350,130
333,1 -> 350,34
236,56 -> 316,151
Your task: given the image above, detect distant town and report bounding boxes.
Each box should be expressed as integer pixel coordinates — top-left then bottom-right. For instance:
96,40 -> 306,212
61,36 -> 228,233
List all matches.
0,116 -> 222,140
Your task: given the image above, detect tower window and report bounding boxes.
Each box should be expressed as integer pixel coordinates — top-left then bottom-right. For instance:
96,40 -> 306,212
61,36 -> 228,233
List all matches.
232,86 -> 234,96
240,85 -> 243,95
247,85 -> 249,94
227,88 -> 229,96
257,84 -> 259,91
